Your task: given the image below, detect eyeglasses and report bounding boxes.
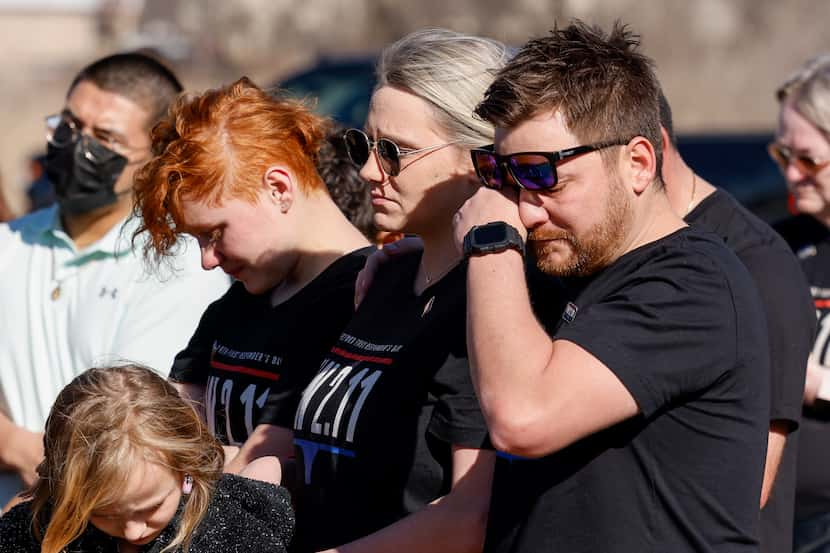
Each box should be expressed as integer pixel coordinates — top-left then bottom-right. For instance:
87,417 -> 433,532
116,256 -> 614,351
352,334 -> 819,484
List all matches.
470,140 -> 631,192
344,128 -> 459,177
768,141 -> 830,177
45,112 -> 144,161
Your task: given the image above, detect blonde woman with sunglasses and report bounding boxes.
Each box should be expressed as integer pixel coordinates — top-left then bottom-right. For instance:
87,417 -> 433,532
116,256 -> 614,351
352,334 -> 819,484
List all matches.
291,28 -> 509,553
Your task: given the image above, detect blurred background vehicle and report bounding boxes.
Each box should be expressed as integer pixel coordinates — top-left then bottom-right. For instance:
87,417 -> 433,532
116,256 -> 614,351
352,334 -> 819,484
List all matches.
276,57 -> 376,132
679,133 -> 786,222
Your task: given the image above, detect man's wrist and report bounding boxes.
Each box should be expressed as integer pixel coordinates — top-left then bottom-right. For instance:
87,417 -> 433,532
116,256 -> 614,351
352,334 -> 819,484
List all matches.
0,417 -> 19,468
463,221 -> 525,259
0,425 -> 42,472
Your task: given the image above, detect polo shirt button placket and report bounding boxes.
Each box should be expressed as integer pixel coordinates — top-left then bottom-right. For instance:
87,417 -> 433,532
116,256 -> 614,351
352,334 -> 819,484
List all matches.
50,247 -> 78,302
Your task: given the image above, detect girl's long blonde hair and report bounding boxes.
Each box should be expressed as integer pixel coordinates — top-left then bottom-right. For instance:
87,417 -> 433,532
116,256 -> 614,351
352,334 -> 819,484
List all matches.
28,364 -> 224,553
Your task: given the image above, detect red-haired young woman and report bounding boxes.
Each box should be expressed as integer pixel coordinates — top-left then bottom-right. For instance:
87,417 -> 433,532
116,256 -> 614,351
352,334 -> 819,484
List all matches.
133,77 -> 372,483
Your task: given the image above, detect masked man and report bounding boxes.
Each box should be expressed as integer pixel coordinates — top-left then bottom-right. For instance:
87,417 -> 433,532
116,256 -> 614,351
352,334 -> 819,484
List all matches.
0,53 -> 228,505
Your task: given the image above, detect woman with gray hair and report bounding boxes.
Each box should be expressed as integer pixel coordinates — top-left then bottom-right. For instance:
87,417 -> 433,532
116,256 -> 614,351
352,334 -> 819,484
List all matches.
291,28 -> 509,552
772,54 -> 830,553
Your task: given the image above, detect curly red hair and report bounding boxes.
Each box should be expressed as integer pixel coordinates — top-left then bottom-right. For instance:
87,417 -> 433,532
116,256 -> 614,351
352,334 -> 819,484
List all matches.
133,76 -> 330,262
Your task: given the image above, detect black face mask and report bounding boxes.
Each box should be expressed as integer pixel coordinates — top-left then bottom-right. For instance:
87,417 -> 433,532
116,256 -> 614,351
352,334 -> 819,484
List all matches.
44,134 -> 128,216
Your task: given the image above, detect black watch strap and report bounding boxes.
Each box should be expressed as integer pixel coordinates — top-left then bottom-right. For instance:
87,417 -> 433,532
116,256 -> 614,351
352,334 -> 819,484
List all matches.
463,221 -> 525,259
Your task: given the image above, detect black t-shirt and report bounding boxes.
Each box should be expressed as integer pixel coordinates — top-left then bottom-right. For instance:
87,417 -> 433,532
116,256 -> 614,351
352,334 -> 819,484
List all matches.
485,227 -> 770,553
775,214 -> 830,521
291,251 -> 489,552
169,248 -> 371,445
687,191 -> 815,553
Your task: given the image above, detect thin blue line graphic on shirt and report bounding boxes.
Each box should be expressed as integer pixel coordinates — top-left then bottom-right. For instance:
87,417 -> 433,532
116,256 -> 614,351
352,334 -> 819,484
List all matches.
295,438 -> 356,484
496,450 -> 531,463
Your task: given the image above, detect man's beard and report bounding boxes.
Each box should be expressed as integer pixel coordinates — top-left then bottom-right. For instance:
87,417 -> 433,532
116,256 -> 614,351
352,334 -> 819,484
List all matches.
529,176 -> 632,277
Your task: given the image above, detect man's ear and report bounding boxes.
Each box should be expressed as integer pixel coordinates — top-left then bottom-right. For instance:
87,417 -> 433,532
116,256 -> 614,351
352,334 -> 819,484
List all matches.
263,165 -> 295,213
623,136 -> 658,195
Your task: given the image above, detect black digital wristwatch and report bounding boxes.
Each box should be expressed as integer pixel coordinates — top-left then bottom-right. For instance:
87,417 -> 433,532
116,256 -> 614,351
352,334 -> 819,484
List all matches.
462,221 -> 525,259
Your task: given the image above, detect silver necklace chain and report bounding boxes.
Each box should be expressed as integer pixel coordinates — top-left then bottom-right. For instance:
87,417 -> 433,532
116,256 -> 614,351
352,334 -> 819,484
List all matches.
685,173 -> 698,216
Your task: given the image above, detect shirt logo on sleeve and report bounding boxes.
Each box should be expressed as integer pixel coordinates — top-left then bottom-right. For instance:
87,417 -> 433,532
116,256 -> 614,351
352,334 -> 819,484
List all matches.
562,302 -> 579,323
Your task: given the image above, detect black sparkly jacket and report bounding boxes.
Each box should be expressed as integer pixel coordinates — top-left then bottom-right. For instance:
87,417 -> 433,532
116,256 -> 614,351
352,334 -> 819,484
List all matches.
0,474 -> 294,552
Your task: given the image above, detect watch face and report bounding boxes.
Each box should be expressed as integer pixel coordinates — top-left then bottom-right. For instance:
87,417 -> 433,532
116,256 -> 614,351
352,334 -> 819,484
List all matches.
474,223 -> 508,245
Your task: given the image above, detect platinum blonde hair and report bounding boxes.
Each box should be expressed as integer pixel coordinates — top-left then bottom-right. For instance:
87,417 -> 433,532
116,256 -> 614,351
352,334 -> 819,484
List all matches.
376,27 -> 510,147
777,53 -> 830,135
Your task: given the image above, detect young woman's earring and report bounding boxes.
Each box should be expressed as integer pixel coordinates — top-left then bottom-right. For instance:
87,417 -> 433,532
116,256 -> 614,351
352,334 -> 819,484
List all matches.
182,474 -> 193,495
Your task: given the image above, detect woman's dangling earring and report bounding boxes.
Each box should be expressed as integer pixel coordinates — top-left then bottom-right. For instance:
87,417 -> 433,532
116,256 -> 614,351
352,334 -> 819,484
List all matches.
182,474 -> 193,495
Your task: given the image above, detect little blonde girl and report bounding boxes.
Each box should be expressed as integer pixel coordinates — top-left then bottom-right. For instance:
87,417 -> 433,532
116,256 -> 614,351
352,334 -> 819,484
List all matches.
0,364 -> 293,552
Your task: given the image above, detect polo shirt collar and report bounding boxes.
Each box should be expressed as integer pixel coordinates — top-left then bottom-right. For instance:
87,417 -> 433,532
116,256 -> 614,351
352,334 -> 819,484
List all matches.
27,205 -> 137,262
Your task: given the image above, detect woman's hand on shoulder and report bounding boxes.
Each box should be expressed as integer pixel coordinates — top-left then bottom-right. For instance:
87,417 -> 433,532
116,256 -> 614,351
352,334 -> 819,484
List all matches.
222,445 -> 241,469
354,236 -> 424,308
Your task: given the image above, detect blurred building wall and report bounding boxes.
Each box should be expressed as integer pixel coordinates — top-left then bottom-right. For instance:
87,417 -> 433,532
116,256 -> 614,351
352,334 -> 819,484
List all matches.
0,8 -> 100,214
0,0 -> 829,215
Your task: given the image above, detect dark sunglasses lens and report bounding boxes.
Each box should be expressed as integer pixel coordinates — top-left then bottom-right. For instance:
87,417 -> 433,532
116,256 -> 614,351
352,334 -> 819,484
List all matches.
344,129 -> 371,167
509,154 -> 556,190
472,151 -> 503,189
376,139 -> 400,176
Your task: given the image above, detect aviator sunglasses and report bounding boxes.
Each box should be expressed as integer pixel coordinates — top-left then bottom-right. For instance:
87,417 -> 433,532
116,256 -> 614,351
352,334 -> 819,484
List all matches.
344,128 -> 458,177
768,141 -> 830,177
470,139 -> 631,191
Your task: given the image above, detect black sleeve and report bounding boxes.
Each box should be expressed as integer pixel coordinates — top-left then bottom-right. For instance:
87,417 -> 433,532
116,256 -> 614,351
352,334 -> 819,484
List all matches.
169,286 -> 233,384
773,214 -> 825,254
427,315 -> 489,450
258,265 -> 360,429
0,502 -> 40,552
740,242 -> 814,430
256,345 -> 333,429
556,253 -> 741,418
199,474 -> 294,552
